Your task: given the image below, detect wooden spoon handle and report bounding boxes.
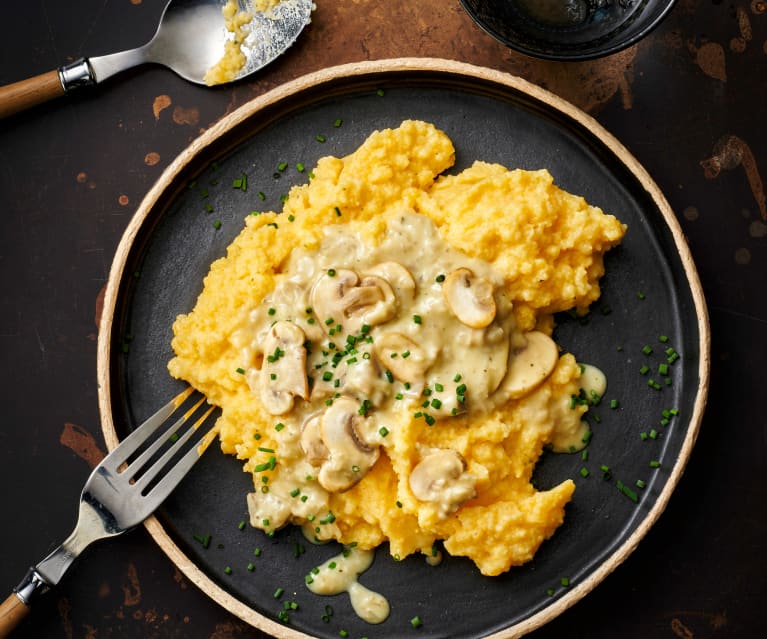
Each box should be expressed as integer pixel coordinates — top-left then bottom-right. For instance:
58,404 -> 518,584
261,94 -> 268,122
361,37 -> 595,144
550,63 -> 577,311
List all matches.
0,70 -> 64,119
0,593 -> 30,638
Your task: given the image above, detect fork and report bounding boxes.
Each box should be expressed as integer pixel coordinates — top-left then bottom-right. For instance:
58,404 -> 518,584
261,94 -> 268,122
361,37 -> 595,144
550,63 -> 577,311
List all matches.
0,387 -> 215,637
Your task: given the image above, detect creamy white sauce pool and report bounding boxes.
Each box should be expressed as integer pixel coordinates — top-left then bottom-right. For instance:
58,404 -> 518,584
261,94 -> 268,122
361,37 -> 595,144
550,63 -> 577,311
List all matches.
306,548 -> 389,624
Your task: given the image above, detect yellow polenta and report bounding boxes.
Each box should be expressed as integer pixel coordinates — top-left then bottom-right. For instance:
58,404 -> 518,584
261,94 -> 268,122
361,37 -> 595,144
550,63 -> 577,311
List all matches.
168,120 -> 625,577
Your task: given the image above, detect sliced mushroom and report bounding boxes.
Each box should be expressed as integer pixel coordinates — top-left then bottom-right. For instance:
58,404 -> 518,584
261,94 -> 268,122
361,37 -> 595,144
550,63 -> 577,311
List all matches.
311,269 -> 396,335
363,262 -> 416,302
409,449 -> 476,518
258,320 -> 309,415
443,268 -> 496,328
373,332 -> 431,386
354,275 -> 396,326
317,397 -> 380,492
496,331 -> 559,400
300,413 -> 329,466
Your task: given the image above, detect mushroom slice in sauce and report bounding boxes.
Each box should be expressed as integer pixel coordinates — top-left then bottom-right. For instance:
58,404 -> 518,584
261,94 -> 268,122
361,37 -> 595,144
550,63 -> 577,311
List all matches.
495,331 -> 559,401
363,262 -> 416,302
442,268 -> 497,328
311,268 -> 396,336
300,412 -> 329,466
258,320 -> 309,415
409,449 -> 476,519
373,332 -> 431,386
317,397 -> 380,492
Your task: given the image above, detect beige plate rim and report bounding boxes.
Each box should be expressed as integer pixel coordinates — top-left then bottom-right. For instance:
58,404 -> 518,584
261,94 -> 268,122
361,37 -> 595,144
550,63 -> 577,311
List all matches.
96,57 -> 711,639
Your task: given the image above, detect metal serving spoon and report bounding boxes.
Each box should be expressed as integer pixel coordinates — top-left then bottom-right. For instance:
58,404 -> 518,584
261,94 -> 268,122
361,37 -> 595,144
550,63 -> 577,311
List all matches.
0,0 -> 313,119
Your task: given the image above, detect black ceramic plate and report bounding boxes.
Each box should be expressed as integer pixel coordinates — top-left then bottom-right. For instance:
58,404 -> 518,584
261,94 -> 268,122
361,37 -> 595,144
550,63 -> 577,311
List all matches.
460,0 -> 677,61
98,59 -> 709,639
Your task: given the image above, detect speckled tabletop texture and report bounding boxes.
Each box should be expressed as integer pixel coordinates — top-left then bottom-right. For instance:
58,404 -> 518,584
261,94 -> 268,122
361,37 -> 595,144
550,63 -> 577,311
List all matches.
0,1 -> 764,638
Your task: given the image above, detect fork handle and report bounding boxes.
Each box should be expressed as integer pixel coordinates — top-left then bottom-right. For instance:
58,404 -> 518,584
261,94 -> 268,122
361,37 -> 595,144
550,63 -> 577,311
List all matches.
0,593 -> 30,638
0,568 -> 50,638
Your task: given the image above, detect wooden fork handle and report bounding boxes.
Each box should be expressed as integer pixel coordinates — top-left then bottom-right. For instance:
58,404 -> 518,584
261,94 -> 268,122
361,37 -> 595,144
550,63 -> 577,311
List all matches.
0,593 -> 30,638
0,70 -> 65,119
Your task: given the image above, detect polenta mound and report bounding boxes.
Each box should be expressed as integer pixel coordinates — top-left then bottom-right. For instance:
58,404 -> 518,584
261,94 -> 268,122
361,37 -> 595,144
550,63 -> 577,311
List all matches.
169,120 -> 625,577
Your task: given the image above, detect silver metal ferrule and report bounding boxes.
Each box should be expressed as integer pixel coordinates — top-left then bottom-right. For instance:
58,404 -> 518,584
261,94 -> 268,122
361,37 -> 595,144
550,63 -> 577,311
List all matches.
14,568 -> 51,606
58,58 -> 96,93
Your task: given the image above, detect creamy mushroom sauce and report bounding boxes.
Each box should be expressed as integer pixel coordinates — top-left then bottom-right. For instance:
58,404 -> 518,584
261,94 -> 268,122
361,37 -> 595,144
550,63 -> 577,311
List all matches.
306,547 -> 390,624
232,212 -> 597,540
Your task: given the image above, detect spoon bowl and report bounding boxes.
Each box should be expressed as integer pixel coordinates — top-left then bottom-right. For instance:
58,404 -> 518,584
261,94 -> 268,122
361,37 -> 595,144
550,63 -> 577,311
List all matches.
0,0 -> 314,118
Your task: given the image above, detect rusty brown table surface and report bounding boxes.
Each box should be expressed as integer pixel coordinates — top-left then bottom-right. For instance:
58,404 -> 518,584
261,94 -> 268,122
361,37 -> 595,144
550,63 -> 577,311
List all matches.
1,1 -> 765,638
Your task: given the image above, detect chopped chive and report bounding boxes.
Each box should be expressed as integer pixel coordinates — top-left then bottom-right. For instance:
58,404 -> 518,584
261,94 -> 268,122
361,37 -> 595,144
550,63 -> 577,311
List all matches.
609,399 -> 619,409
193,533 -> 212,548
639,365 -> 650,375
224,566 -> 232,575
410,616 -> 423,628
333,118 -> 343,127
642,345 -> 653,355
649,460 -> 661,468
379,426 -> 390,437
274,587 -> 284,599
413,314 -> 422,325
238,520 -> 246,530
636,479 -> 647,489
617,480 -> 639,502
212,219 -> 222,229
316,134 -> 327,142
580,467 -> 590,478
